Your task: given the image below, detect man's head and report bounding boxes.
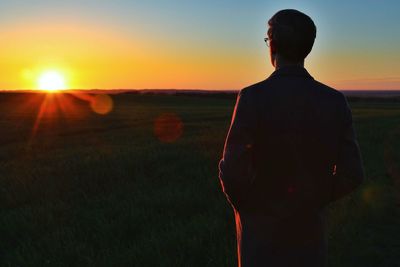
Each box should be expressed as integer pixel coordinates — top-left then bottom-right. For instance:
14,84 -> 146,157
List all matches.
267,9 -> 316,67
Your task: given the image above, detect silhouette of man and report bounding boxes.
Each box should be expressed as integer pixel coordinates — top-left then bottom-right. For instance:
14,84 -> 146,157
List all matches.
219,9 -> 364,267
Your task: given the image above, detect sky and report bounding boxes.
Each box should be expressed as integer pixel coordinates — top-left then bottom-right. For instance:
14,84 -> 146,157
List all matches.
1,0 -> 399,90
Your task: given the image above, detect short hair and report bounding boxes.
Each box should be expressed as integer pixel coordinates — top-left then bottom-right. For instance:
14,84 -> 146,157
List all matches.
268,9 -> 316,62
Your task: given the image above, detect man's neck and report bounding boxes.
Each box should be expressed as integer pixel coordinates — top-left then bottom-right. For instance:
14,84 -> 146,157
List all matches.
274,56 -> 304,70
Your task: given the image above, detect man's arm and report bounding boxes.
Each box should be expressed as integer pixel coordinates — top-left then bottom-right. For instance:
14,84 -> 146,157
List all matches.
218,88 -> 257,209
331,96 -> 365,202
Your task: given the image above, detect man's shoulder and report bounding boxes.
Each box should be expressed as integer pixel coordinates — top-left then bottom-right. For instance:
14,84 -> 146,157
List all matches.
312,80 -> 345,99
239,79 -> 270,96
241,77 -> 346,101
312,81 -> 351,111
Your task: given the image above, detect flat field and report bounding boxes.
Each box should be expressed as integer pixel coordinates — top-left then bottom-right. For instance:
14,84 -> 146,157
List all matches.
1,92 -> 399,266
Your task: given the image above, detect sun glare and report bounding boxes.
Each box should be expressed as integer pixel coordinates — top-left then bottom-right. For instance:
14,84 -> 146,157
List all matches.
38,71 -> 67,92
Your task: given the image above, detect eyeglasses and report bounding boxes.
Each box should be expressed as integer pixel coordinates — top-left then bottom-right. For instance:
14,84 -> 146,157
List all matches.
264,37 -> 270,47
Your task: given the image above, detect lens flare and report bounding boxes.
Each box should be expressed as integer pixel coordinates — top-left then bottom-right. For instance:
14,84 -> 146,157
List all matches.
90,94 -> 114,115
154,113 -> 184,143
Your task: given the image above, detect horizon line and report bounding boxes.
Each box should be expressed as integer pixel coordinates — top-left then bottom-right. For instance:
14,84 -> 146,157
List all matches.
1,88 -> 400,92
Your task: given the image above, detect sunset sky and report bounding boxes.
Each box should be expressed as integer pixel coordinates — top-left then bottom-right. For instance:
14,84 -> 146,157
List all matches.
1,0 -> 399,90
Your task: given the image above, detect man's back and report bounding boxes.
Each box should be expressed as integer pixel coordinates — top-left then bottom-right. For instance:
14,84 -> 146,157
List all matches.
218,66 -> 364,266
242,66 -> 360,215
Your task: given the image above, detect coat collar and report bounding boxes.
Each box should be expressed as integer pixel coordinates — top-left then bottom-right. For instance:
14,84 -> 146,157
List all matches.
269,66 -> 314,80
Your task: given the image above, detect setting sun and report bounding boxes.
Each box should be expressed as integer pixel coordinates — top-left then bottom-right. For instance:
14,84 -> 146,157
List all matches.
38,71 -> 67,92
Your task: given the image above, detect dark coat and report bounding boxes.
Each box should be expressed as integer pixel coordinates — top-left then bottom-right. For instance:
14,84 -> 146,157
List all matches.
219,66 -> 364,267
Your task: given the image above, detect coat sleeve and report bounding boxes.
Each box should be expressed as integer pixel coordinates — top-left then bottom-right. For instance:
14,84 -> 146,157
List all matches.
331,96 -> 365,202
218,88 -> 257,209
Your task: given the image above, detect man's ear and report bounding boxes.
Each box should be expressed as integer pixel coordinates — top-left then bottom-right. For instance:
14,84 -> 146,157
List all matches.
270,40 -> 277,54
269,40 -> 277,68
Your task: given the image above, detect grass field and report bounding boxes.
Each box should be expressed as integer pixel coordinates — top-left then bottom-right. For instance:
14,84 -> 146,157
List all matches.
1,92 -> 400,266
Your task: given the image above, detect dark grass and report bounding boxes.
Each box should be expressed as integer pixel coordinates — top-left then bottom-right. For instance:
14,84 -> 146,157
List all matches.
0,93 -> 399,266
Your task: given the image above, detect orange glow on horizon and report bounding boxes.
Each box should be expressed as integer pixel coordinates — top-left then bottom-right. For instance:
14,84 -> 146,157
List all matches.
1,16 -> 399,90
